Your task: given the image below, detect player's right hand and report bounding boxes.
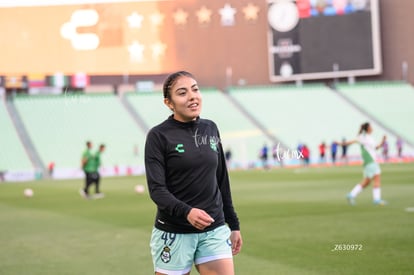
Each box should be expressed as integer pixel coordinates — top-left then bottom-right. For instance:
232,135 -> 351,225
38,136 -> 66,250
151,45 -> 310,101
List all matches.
187,208 -> 214,230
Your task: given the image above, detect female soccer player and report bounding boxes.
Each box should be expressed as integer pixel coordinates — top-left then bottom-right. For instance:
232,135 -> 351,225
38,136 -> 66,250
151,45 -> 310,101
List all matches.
344,122 -> 387,206
144,71 -> 242,274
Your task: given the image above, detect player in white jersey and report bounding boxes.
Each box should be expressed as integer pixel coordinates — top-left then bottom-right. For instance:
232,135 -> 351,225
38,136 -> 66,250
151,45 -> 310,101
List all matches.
342,122 -> 387,205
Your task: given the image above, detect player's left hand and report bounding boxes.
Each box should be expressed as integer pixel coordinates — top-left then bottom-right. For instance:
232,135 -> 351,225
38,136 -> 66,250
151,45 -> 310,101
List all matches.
230,230 -> 243,255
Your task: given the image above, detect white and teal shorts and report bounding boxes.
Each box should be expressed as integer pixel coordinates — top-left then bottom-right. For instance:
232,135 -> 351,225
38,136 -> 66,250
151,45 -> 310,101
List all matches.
363,162 -> 381,179
150,225 -> 233,274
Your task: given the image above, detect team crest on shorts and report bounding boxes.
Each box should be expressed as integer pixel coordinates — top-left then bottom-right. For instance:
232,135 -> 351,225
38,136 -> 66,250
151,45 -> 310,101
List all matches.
160,246 -> 171,263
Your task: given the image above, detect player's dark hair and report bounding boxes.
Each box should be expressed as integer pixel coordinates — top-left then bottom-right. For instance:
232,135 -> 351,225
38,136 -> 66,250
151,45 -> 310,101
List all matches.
359,122 -> 370,134
163,71 -> 195,100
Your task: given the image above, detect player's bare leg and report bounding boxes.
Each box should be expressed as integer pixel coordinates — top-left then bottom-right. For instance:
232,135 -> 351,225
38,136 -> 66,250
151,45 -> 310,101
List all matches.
196,258 -> 234,275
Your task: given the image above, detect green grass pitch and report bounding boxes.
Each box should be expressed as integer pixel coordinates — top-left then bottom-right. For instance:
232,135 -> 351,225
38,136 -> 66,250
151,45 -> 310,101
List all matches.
1,163 -> 413,274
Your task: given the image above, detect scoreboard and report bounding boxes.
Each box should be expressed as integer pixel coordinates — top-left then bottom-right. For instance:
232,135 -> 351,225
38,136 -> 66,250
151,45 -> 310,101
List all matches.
267,0 -> 382,82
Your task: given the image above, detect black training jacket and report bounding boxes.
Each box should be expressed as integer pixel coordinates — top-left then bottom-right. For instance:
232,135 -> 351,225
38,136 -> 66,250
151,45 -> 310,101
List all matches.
144,115 -> 240,233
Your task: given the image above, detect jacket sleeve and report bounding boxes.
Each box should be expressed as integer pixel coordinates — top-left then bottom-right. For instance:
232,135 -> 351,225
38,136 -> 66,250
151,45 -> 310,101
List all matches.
144,130 -> 193,219
216,131 -> 240,231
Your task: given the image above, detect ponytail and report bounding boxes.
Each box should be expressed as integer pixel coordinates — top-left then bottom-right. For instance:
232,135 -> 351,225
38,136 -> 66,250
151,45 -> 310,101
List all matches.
359,122 -> 370,134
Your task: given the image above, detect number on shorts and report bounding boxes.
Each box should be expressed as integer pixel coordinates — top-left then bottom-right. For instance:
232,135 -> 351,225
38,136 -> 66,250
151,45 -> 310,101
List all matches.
161,232 -> 176,246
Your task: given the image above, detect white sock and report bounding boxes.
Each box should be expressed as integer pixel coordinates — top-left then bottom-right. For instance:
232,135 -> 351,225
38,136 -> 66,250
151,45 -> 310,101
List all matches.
349,184 -> 363,197
373,187 -> 381,201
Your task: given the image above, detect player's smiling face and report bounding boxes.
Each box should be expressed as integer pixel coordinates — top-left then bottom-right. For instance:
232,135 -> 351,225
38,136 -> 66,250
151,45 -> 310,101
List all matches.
164,75 -> 202,122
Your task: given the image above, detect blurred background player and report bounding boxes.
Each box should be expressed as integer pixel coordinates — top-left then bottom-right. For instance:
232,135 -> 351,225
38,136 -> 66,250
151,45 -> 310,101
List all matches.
396,136 -> 404,159
330,141 -> 338,165
319,141 -> 326,163
80,142 -> 106,199
340,137 -> 349,164
301,144 -> 310,167
93,144 -> 106,198
260,143 -> 269,170
344,122 -> 387,206
225,147 -> 232,168
80,141 -> 93,198
382,136 -> 389,162
48,161 -> 55,177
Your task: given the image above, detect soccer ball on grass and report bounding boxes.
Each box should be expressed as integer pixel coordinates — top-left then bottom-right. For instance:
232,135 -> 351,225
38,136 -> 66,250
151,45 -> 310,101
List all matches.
134,184 -> 145,194
24,188 -> 34,198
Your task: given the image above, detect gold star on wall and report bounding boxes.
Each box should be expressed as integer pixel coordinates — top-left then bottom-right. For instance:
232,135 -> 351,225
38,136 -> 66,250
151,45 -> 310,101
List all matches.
128,40 -> 145,63
219,4 -> 236,26
149,11 -> 164,27
151,42 -> 167,60
173,8 -> 188,25
126,12 -> 143,28
196,6 -> 212,24
243,3 -> 260,21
